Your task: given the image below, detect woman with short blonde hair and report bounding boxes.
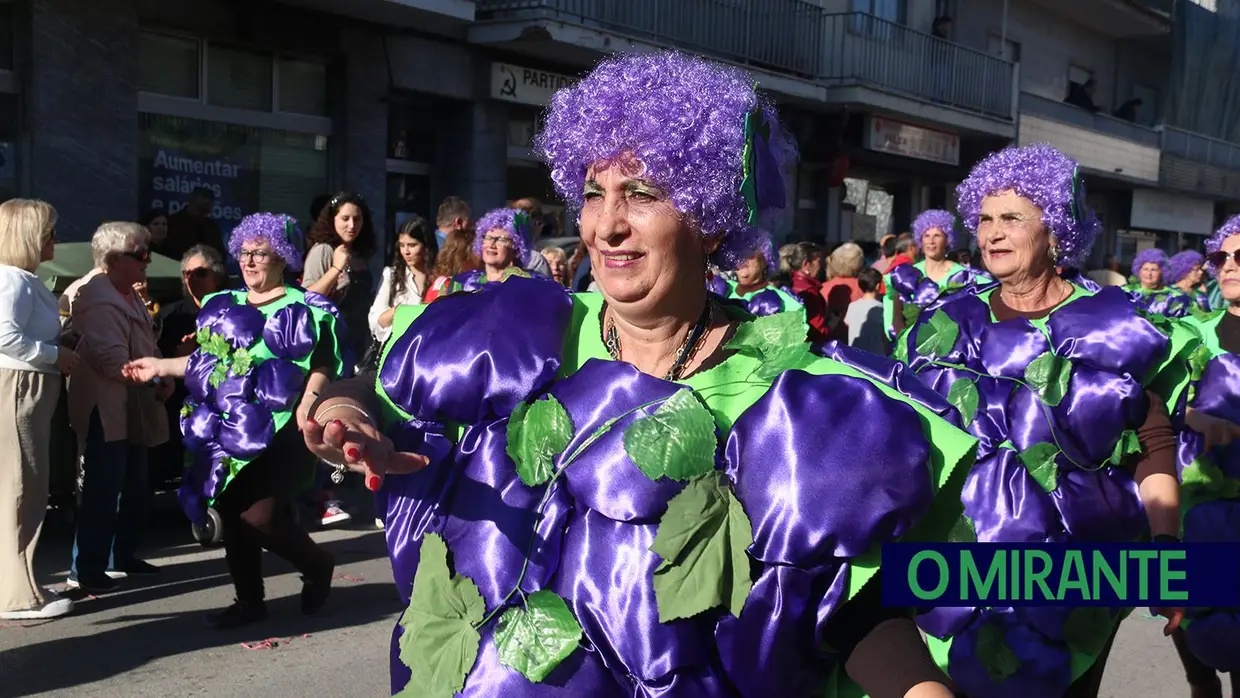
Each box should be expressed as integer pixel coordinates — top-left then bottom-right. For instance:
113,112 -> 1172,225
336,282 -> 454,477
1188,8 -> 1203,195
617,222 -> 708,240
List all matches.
820,242 -> 866,342
827,242 -> 865,279
0,199 -> 78,620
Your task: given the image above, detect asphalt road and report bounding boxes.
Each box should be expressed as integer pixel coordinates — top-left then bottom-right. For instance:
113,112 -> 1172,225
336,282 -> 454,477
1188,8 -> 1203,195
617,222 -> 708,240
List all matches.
0,507 -> 1226,698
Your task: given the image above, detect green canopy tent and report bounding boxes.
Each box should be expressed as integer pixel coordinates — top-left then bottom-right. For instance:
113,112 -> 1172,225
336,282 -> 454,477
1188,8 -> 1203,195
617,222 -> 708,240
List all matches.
36,242 -> 184,300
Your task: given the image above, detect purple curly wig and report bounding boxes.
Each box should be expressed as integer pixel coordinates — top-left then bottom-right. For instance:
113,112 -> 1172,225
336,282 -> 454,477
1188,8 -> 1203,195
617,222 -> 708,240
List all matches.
955,143 -> 1101,268
534,51 -> 797,270
1167,250 -> 1204,284
228,212 -> 303,272
912,209 -> 958,249
1131,248 -> 1169,278
473,207 -> 531,262
1206,214 -> 1240,276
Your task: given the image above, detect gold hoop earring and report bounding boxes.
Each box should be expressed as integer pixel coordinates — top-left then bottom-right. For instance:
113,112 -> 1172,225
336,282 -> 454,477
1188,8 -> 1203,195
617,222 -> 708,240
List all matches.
1049,242 -> 1061,263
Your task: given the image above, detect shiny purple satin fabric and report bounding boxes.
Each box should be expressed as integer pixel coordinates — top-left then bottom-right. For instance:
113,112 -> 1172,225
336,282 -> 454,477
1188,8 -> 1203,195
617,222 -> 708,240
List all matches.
706,275 -> 729,297
1178,349 -> 1240,670
376,278 -> 952,696
904,283 -> 1167,696
744,288 -> 785,316
1128,288 -> 1192,318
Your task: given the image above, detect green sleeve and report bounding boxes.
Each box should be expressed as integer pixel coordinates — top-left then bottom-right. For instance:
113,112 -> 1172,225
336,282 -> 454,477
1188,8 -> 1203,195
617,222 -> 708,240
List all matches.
372,303 -> 432,425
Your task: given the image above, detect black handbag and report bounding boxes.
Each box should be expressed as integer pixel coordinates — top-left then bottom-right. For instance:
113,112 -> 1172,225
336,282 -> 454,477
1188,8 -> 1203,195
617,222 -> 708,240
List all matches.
358,336 -> 384,373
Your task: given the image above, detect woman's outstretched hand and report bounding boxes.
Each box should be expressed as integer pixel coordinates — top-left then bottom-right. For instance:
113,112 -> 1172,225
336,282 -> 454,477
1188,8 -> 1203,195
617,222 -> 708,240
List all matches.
123,357 -> 164,383
302,401 -> 430,491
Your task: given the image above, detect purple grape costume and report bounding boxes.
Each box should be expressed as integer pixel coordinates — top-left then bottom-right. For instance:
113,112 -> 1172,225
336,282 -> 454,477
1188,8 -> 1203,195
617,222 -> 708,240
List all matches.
1168,250 -> 1212,315
1126,248 -> 1193,318
1176,218 -> 1240,672
367,52 -> 979,698
883,210 -> 993,339
896,144 -> 1200,697
717,239 -> 802,316
177,214 -> 353,522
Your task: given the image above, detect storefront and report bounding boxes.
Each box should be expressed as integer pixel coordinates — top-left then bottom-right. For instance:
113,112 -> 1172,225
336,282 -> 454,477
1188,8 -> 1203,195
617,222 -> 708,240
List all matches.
490,61 -> 575,237
137,30 -> 332,238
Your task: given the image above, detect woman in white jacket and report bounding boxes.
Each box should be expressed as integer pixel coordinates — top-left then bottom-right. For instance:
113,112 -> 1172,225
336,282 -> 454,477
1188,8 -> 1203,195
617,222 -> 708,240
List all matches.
367,215 -> 437,348
0,199 -> 78,620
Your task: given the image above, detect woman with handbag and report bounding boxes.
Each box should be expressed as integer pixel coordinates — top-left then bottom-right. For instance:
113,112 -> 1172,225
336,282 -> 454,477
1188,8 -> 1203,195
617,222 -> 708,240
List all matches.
65,222 -> 171,593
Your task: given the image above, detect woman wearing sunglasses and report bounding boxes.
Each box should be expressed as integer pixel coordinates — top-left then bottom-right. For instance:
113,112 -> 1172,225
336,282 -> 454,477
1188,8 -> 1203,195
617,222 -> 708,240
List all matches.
1173,216 -> 1240,698
63,222 -> 171,593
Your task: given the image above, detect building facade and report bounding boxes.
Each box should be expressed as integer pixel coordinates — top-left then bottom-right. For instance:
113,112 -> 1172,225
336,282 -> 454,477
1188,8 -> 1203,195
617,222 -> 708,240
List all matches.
5,0 -> 1240,268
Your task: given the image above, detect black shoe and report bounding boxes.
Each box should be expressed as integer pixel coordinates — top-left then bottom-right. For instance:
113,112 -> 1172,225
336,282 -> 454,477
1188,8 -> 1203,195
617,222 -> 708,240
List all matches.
107,559 -> 161,579
301,555 -> 335,615
66,573 -> 120,594
209,599 -> 267,630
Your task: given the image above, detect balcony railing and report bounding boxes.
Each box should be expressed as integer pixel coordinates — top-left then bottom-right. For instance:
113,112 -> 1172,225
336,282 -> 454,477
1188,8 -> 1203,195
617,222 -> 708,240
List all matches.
1019,92 -> 1160,147
475,1 -> 1015,120
1160,126 -> 1240,170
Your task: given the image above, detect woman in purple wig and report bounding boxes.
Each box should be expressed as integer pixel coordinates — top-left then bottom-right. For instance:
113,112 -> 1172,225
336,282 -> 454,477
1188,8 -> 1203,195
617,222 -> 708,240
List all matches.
301,51 -> 976,698
1168,249 -> 1211,314
124,213 -> 352,628
1125,247 -> 1193,317
1171,215 -> 1240,696
895,143 -> 1193,698
885,209 -> 992,339
715,237 -> 802,316
427,207 -> 536,299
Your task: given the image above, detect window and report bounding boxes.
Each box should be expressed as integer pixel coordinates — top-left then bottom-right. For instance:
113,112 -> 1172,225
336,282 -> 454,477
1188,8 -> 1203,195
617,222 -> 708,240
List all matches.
852,0 -> 905,23
139,32 -> 200,99
138,113 -> 328,237
388,99 -> 441,162
277,58 -> 327,116
987,33 -> 1021,62
207,45 -> 273,111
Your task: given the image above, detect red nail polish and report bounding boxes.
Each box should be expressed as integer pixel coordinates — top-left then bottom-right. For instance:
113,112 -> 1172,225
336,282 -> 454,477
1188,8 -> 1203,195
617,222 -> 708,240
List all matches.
366,475 -> 380,491
346,447 -> 360,460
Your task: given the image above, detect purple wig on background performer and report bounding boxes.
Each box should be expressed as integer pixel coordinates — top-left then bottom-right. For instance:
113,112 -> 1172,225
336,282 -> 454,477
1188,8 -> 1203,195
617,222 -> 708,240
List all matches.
1131,247 -> 1169,278
1206,214 -> 1240,274
912,209 -> 958,249
534,51 -> 797,270
472,207 -> 532,262
955,142 -> 1101,268
227,212 -> 303,272
1167,250 -> 1205,285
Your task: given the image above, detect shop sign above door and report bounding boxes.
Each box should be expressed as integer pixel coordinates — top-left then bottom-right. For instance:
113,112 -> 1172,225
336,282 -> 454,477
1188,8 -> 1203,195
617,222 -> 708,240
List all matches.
491,63 -> 577,106
864,116 -> 960,166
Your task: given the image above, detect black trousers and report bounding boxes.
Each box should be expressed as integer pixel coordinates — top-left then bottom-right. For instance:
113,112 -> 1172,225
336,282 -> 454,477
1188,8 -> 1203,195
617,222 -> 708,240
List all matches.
213,428 -> 330,604
1171,627 -> 1239,697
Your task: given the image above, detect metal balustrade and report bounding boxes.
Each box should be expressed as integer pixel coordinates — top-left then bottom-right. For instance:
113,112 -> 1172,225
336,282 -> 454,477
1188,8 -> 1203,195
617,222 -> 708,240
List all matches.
1161,126 -> 1240,170
475,1 -> 1015,120
1020,92 -> 1160,147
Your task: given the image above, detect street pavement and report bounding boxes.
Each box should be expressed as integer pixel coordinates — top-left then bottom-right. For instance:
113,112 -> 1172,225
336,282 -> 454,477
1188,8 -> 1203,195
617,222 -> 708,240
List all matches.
0,504 -> 1223,698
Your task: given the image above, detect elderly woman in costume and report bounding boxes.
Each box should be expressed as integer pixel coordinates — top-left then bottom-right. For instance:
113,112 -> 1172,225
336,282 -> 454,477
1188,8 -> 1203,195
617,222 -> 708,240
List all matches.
1171,215 -> 1240,698
714,238 -> 800,316
896,143 -> 1191,698
301,51 -> 976,698
887,209 -> 990,338
425,208 -> 533,301
124,213 -> 350,628
1127,248 -> 1192,318
1169,249 -> 1211,314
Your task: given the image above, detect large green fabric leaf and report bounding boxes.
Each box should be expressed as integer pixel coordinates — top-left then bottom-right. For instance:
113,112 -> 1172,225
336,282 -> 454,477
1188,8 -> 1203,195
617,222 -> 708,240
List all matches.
623,389 -> 717,482
1024,351 -> 1072,407
1063,607 -> 1114,656
650,471 -> 754,622
914,310 -> 959,358
395,533 -> 485,698
494,590 -> 583,683
1018,442 -> 1059,493
947,378 -> 979,426
1107,429 -> 1142,468
726,312 -> 815,380
506,395 -> 574,487
977,621 -> 1020,683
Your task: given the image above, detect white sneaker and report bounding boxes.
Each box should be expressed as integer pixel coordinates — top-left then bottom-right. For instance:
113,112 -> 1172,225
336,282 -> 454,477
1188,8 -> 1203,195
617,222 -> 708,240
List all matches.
1,596 -> 74,620
321,501 -> 351,527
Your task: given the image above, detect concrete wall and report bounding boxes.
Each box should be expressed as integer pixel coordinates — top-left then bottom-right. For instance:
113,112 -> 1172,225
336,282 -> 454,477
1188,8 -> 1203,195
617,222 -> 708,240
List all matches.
28,0 -> 140,241
1018,114 -> 1160,182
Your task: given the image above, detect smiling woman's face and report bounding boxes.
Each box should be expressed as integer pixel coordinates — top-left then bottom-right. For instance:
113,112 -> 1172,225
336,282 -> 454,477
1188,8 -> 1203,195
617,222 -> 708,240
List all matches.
1138,262 -> 1164,289
977,189 -> 1053,283
578,160 -> 710,313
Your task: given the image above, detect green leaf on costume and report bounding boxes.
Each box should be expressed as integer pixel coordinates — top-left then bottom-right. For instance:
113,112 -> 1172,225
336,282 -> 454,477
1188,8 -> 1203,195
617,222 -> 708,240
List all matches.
1107,429 -> 1142,467
727,311 -> 808,356
502,266 -> 531,282
494,590 -> 583,683
1188,343 -> 1212,382
1181,456 -> 1240,503
1063,607 -> 1114,656
506,395 -> 574,487
901,303 -> 922,325
195,326 -> 211,348
1024,351 -> 1072,407
947,514 -> 977,543
206,333 -> 231,359
751,344 -> 816,382
208,362 -> 229,389
179,402 -> 194,419
947,378 -> 980,426
650,471 -> 754,622
976,621 -> 1021,683
230,347 -> 253,377
914,310 -> 959,359
623,389 -> 718,482
394,533 -> 484,698
1018,442 -> 1060,493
